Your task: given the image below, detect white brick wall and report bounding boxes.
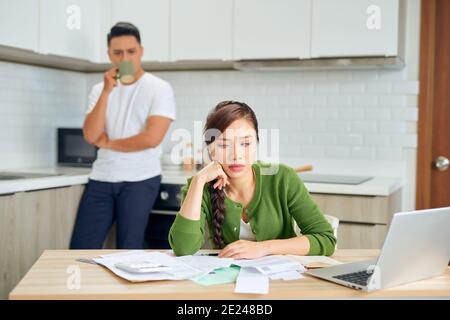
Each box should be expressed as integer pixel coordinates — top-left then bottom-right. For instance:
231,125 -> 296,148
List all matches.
87,67 -> 422,167
1,63 -> 419,199
0,61 -> 86,169
139,70 -> 419,165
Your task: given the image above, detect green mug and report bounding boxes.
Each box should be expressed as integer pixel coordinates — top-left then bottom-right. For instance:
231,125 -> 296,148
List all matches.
116,61 -> 135,84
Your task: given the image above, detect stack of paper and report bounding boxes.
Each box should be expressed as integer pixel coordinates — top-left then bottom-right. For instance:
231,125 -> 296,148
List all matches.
93,250 -> 233,282
232,256 -> 307,294
92,251 -> 323,295
234,256 -> 306,279
177,255 -> 234,274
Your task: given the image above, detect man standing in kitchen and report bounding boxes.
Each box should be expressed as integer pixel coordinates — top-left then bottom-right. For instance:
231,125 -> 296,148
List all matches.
70,22 -> 176,249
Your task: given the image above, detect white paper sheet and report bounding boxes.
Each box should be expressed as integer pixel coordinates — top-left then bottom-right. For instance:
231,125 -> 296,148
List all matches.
268,271 -> 305,281
176,255 -> 234,274
93,251 -> 204,282
234,268 -> 269,294
233,256 -> 306,275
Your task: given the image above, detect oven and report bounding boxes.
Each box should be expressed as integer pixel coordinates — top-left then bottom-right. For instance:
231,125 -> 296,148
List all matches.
145,183 -> 184,249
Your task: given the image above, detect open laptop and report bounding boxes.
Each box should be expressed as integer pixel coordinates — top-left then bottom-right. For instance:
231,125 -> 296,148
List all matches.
307,207 -> 450,291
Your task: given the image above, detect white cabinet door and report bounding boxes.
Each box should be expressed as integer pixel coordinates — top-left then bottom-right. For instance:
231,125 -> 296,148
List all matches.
233,0 -> 311,60
39,0 -> 102,61
0,0 -> 39,51
92,0 -> 112,64
311,0 -> 399,58
170,0 -> 232,61
110,0 -> 170,62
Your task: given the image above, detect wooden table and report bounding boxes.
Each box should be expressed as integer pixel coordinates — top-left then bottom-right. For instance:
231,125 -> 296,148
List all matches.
8,249 -> 450,299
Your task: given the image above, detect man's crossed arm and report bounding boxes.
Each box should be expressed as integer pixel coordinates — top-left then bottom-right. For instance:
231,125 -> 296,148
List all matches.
92,115 -> 173,152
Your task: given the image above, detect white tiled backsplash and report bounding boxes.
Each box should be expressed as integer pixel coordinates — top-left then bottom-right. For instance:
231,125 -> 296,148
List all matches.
88,69 -> 418,164
0,60 -> 419,169
0,61 -> 418,209
0,61 -> 87,169
157,69 -> 418,162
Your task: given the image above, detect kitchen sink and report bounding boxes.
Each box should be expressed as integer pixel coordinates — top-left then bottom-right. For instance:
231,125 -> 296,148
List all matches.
0,172 -> 64,180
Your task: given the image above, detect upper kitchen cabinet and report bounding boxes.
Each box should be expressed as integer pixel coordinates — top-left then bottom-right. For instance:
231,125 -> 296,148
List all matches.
311,0 -> 400,58
91,0 -> 112,64
233,0 -> 311,60
39,0 -> 103,61
0,0 -> 39,51
170,0 -> 233,61
110,0 -> 170,62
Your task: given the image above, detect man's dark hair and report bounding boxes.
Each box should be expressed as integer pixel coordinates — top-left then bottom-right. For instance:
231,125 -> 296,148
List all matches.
107,22 -> 141,46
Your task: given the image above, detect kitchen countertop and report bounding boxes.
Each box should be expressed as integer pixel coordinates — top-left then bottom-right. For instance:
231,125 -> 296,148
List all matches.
0,166 -> 402,197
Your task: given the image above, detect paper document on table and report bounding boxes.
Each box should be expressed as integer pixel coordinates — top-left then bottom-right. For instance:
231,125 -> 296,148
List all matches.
193,266 -> 240,286
285,255 -> 342,268
268,271 -> 304,281
176,255 -> 234,274
234,268 -> 269,294
93,251 -> 204,282
233,256 -> 306,275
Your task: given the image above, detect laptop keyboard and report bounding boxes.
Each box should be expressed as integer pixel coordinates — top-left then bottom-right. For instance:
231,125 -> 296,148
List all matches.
332,270 -> 372,286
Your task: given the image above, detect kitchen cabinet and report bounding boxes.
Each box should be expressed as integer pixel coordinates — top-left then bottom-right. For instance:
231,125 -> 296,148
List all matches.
110,0 -> 170,63
310,189 -> 402,249
0,185 -> 84,300
311,0 -> 400,58
233,0 -> 311,60
1,0 -> 404,69
0,193 -> 18,301
91,0 -> 112,63
0,0 -> 39,51
39,0 -> 103,61
170,0 -> 233,61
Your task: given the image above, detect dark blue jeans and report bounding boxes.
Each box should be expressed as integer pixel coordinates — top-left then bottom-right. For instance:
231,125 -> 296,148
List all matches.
70,175 -> 161,249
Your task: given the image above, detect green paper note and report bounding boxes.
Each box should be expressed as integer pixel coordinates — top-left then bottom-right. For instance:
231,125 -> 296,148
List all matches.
193,266 -> 240,286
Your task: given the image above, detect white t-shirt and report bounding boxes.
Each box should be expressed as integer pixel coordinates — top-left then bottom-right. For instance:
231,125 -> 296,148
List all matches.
86,72 -> 176,182
239,219 -> 256,241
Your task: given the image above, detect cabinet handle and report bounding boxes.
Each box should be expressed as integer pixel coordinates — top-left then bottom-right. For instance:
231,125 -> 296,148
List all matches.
152,210 -> 177,216
0,192 -> 16,197
24,186 -> 72,192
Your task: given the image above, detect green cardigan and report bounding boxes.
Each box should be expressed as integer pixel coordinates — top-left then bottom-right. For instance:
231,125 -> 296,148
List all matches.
168,161 -> 336,256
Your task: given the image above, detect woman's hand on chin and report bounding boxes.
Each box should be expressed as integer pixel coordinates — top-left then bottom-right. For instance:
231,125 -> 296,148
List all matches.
218,240 -> 269,259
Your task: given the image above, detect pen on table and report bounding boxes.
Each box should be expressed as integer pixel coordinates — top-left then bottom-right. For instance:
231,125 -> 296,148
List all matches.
198,253 -> 219,256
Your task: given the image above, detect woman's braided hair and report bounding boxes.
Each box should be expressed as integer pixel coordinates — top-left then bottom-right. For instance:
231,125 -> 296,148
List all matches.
204,101 -> 259,248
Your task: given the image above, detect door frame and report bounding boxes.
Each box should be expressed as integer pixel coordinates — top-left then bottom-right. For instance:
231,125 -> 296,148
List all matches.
416,0 -> 436,209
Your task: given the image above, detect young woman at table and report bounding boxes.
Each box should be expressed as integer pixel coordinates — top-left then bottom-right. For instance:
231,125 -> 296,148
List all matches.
169,101 -> 336,259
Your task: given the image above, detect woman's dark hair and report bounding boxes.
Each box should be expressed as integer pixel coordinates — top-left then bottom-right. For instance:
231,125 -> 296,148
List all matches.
107,22 -> 141,46
204,100 -> 259,248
